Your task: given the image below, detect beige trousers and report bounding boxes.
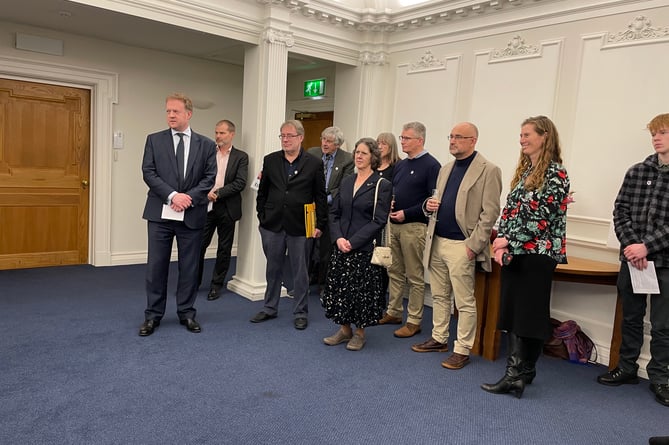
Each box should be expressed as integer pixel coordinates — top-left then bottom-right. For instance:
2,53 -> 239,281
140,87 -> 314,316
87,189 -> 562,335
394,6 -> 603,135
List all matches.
428,237 -> 476,355
386,222 -> 427,325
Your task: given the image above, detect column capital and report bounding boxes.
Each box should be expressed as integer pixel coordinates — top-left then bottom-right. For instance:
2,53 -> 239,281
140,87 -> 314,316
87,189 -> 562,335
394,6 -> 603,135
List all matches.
359,51 -> 388,66
261,28 -> 295,47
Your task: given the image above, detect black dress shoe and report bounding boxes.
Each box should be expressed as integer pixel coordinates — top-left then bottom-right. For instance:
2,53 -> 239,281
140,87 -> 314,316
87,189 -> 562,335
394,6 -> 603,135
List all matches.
180,318 -> 201,333
250,311 -> 277,323
139,319 -> 160,337
596,367 -> 639,386
207,289 -> 220,301
650,383 -> 669,407
294,317 -> 308,330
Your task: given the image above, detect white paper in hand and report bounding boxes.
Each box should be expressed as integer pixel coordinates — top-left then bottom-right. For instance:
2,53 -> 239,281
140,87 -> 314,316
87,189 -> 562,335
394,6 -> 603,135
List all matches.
161,204 -> 185,221
629,260 -> 660,294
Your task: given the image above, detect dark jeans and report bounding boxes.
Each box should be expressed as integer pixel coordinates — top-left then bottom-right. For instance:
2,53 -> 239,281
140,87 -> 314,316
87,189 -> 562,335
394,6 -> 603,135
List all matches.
618,262 -> 669,384
198,209 -> 235,291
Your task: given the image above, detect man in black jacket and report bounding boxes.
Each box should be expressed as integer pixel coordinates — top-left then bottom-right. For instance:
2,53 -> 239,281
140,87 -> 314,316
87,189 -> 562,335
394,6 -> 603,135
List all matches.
252,120 -> 328,330
198,119 -> 248,301
307,126 -> 354,288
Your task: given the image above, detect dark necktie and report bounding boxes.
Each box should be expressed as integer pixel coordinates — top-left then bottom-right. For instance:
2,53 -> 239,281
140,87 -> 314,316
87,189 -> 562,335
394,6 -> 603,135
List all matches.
324,154 -> 333,185
176,133 -> 185,184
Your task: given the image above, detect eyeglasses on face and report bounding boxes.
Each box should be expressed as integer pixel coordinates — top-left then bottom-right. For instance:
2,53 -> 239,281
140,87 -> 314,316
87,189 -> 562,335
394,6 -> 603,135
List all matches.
447,135 -> 475,140
279,134 -> 300,139
398,136 -> 420,141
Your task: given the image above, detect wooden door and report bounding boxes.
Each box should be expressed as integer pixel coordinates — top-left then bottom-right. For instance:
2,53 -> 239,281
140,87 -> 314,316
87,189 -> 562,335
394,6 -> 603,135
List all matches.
296,111 -> 334,150
0,79 -> 90,270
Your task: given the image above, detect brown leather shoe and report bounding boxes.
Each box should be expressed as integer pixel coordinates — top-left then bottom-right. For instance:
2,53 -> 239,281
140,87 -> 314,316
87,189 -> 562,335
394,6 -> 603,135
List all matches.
394,323 -> 421,338
378,313 -> 402,325
411,337 -> 448,353
441,352 -> 470,370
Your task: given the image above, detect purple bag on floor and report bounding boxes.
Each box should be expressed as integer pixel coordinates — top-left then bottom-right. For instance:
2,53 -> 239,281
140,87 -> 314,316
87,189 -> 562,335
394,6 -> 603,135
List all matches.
547,319 -> 596,364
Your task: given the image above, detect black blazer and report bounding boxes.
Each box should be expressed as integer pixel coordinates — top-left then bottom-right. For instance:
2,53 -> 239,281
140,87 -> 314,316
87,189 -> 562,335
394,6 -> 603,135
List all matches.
256,149 -> 328,236
329,172 -> 392,252
212,146 -> 248,222
307,146 -> 354,202
142,128 -> 217,229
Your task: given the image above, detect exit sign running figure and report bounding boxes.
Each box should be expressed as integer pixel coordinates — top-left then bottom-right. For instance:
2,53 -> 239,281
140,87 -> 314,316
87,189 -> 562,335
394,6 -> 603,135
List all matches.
304,78 -> 325,97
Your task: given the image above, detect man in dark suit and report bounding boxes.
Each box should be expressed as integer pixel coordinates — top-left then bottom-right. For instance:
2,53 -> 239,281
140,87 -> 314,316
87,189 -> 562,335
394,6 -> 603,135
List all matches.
307,126 -> 354,287
198,119 -> 248,301
252,119 -> 328,330
139,93 -> 217,337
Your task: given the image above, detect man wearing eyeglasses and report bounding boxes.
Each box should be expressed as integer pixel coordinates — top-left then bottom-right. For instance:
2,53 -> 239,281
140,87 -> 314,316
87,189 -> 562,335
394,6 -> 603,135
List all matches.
252,120 -> 328,330
307,127 -> 354,288
379,121 -> 441,339
412,122 -> 502,370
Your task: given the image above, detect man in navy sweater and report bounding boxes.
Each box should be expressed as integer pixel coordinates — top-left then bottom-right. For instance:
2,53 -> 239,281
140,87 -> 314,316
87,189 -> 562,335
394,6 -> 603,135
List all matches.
378,121 -> 441,338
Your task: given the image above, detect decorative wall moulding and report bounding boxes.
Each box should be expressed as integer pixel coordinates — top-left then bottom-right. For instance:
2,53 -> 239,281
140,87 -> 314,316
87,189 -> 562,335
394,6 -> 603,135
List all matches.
489,34 -> 540,62
603,16 -> 669,48
408,50 -> 445,73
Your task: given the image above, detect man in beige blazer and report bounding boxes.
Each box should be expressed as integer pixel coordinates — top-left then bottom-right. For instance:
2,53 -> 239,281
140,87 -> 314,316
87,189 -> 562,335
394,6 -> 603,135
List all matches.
411,122 -> 502,370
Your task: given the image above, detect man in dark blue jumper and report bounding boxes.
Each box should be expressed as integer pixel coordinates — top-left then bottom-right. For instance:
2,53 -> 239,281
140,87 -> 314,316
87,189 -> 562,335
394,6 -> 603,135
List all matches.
378,121 -> 441,338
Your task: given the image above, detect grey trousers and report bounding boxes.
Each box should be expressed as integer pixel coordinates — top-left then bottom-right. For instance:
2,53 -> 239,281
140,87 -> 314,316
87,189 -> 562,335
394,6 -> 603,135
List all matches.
259,226 -> 309,318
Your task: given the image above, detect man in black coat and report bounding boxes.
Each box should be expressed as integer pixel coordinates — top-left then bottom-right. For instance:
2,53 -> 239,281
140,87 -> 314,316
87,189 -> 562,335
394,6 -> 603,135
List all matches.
139,93 -> 217,336
252,119 -> 328,330
198,120 -> 248,300
307,126 -> 354,287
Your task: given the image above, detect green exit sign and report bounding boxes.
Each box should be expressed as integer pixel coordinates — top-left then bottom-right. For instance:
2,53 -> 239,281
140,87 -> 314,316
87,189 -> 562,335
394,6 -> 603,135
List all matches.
304,78 -> 325,97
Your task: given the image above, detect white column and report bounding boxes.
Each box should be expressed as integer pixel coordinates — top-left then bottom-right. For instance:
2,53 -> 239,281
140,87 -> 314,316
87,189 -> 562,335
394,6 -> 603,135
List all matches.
357,50 -> 392,136
334,49 -> 391,140
227,24 -> 293,301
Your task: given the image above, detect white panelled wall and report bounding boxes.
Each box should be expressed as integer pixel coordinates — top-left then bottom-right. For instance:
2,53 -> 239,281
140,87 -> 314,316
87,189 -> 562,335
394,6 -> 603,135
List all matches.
379,6 -> 669,377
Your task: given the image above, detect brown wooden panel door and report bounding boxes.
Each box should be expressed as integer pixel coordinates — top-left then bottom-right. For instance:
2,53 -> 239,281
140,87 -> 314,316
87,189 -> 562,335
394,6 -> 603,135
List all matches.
296,111 -> 333,150
0,79 -> 90,270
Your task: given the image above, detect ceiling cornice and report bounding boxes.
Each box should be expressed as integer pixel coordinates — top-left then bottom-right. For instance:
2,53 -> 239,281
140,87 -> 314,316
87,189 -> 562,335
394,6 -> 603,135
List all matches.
259,0 -> 560,32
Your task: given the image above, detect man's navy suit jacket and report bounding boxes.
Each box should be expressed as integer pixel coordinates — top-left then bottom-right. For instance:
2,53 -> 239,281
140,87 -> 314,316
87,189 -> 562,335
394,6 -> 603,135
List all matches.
142,128 -> 217,229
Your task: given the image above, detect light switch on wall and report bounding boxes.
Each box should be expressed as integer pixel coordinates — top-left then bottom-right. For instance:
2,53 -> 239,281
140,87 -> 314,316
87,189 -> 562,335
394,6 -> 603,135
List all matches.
113,131 -> 124,149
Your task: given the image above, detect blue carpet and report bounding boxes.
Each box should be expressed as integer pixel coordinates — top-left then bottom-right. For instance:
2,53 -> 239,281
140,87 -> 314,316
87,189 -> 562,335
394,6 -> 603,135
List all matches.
0,261 -> 666,444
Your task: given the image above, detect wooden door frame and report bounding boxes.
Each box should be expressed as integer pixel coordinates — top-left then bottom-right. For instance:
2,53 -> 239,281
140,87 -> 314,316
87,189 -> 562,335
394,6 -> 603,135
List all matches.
1,55 -> 118,266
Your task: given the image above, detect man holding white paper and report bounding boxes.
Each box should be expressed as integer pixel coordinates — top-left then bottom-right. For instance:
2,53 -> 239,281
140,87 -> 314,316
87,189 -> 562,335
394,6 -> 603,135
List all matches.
139,93 -> 217,336
597,113 -> 669,408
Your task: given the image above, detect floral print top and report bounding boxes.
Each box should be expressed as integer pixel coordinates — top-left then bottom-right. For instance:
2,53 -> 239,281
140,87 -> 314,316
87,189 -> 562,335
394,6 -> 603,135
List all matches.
498,161 -> 570,264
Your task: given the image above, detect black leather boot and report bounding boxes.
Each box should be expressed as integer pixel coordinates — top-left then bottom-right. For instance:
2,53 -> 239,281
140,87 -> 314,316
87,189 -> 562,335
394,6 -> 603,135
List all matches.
481,333 -> 526,398
519,337 -> 544,385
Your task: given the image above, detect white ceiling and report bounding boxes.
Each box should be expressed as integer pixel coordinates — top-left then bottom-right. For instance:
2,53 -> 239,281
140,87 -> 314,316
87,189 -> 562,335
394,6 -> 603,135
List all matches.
0,0 -> 439,70
0,0 -> 563,70
0,0 -> 249,65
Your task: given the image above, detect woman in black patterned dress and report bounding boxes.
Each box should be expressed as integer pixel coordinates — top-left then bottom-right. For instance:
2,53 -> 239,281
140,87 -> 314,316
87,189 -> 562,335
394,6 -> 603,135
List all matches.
321,138 -> 392,351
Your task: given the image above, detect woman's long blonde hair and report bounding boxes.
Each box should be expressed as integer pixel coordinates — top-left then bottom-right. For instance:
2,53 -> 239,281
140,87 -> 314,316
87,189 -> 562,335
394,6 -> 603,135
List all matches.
510,115 -> 563,191
376,132 -> 400,166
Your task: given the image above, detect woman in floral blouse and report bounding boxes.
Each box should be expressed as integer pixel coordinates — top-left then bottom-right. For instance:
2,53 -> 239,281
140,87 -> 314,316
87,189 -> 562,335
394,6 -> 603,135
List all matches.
481,115 -> 570,398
